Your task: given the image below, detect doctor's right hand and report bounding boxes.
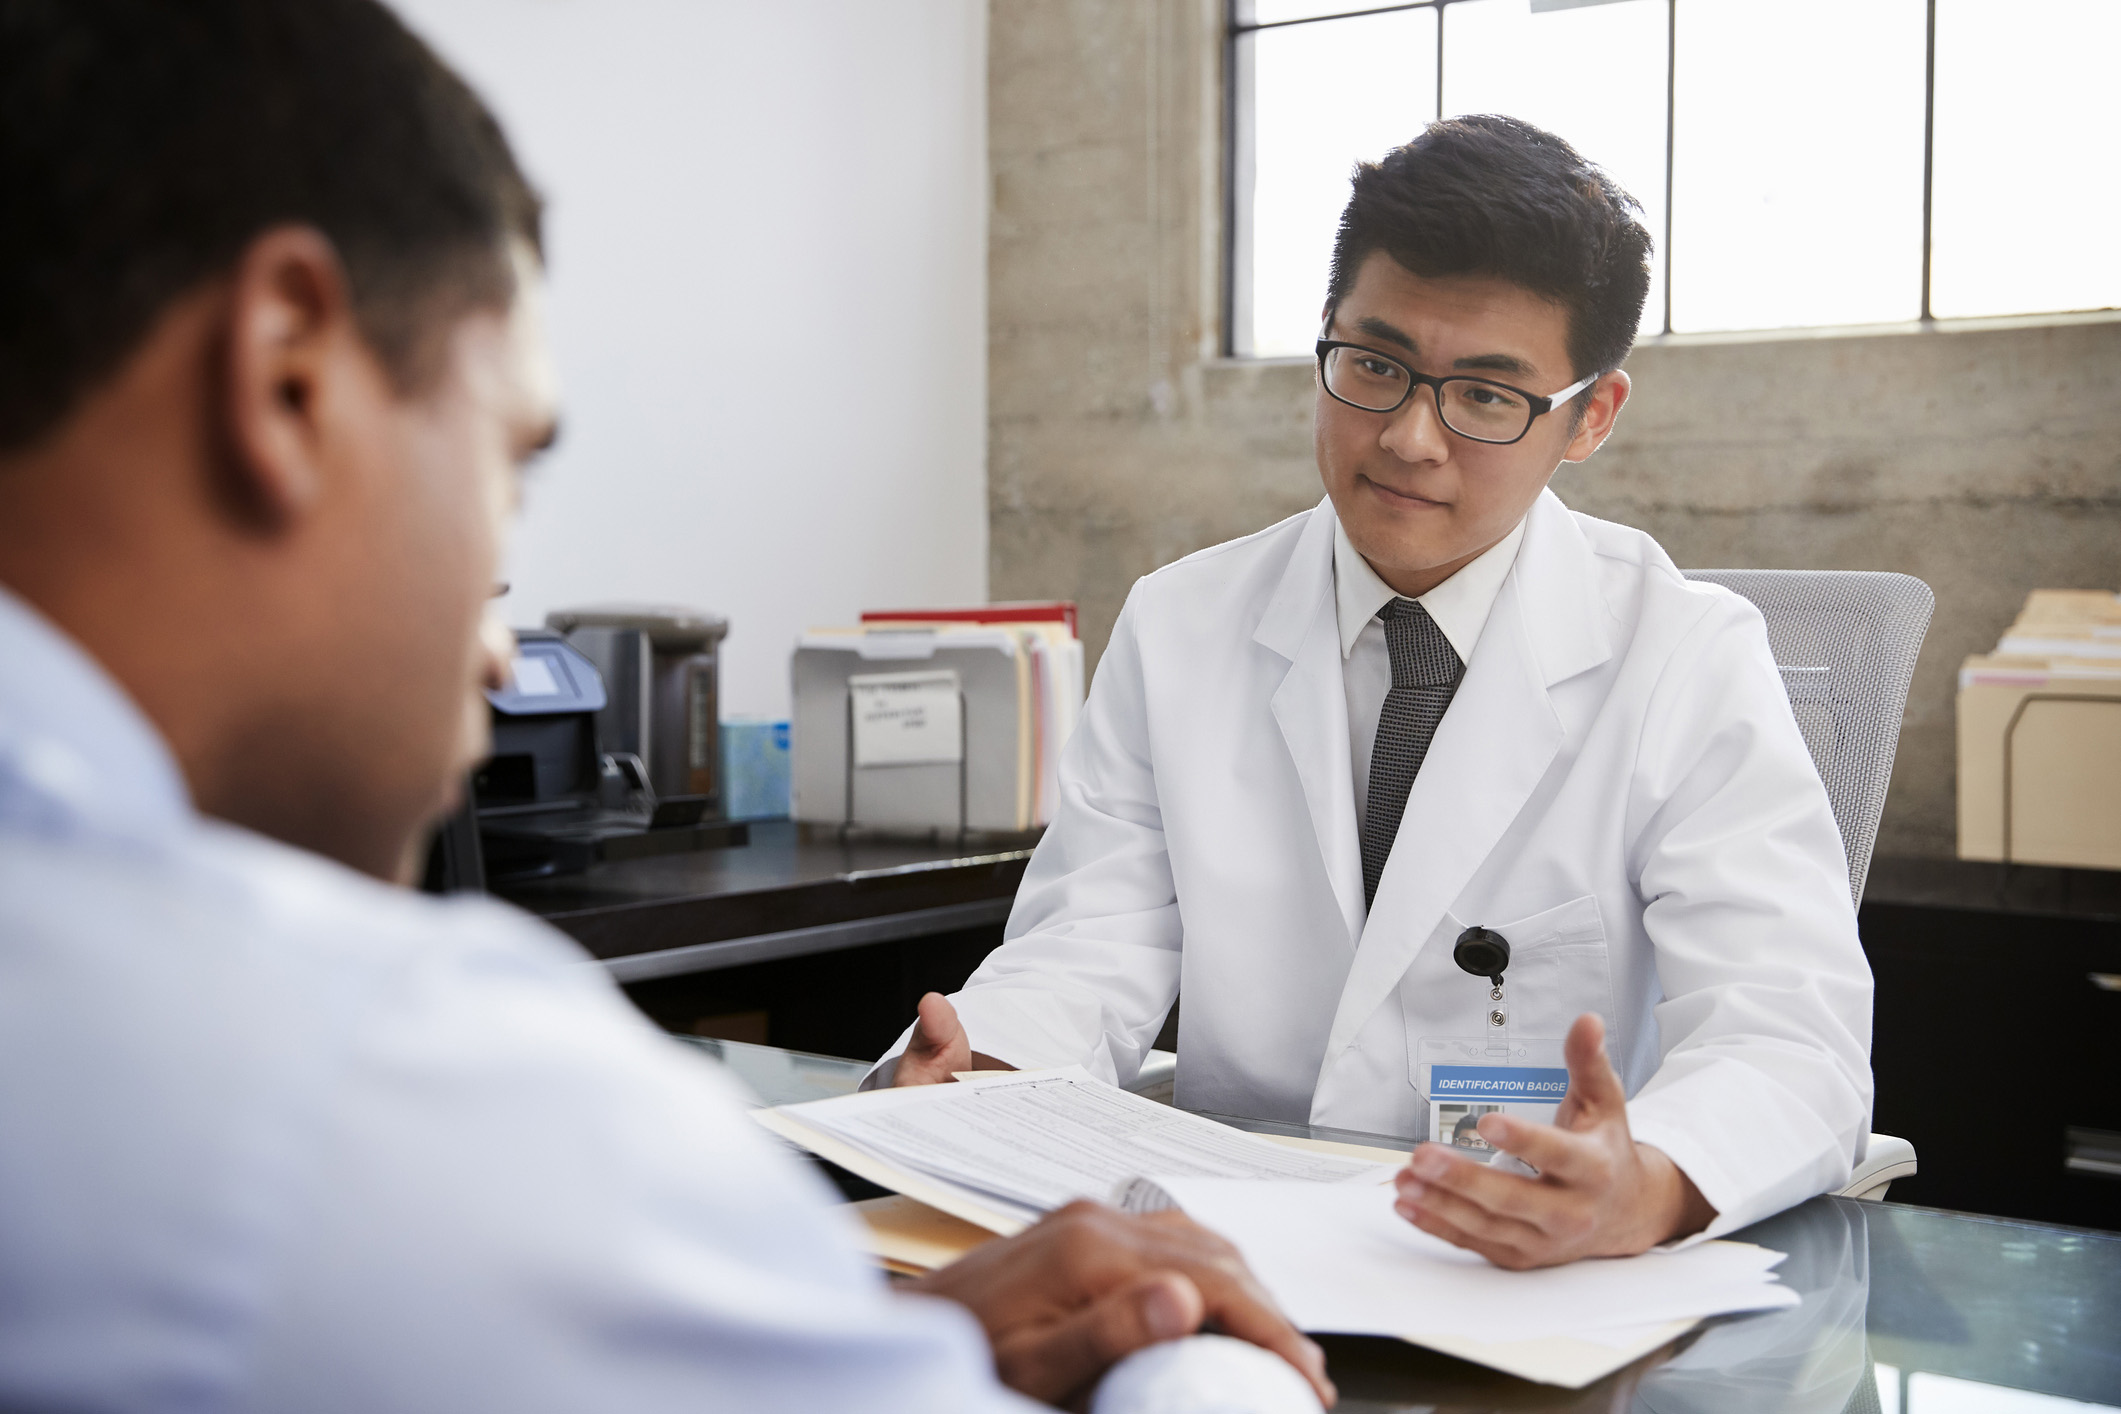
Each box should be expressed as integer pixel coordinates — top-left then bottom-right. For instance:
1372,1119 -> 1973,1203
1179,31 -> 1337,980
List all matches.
1391,1013 -> 1715,1267
893,992 -> 1015,1085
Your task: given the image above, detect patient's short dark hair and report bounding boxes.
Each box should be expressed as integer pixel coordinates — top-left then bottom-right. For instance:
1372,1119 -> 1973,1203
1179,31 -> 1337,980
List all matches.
0,0 -> 543,453
1327,115 -> 1651,384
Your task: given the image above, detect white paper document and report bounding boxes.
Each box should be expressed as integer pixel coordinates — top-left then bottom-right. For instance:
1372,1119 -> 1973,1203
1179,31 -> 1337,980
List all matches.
765,1075 -> 1800,1388
1126,1177 -> 1799,1346
768,1068 -> 1397,1228
848,669 -> 963,767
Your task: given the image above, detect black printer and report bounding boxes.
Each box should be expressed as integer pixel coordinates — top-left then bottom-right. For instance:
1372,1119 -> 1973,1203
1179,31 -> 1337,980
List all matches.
427,630 -> 742,887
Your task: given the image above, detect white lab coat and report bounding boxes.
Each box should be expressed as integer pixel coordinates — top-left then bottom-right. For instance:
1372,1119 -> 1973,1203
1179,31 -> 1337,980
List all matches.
882,489 -> 1874,1238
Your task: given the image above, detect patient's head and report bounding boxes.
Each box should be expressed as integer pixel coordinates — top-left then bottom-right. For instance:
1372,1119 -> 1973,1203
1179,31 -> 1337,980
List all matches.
0,0 -> 555,882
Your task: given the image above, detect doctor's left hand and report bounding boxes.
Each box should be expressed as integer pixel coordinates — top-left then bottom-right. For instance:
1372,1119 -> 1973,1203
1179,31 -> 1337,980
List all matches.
895,992 -> 1017,1086
1391,1013 -> 1716,1269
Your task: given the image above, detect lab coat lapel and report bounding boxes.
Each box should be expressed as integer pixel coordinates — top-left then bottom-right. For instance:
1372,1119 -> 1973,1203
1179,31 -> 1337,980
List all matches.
1254,501 -> 1367,948
1321,490 -> 1613,1063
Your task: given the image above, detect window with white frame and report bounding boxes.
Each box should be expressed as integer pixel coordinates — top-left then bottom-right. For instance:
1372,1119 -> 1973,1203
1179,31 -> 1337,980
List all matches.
1226,0 -> 2121,358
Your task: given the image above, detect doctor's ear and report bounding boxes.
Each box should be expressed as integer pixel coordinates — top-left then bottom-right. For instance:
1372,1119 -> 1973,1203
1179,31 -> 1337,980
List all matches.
215,225 -> 370,532
1560,369 -> 1631,465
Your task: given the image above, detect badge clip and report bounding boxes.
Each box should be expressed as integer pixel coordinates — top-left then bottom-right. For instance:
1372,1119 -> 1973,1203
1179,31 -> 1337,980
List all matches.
1455,924 -> 1512,1051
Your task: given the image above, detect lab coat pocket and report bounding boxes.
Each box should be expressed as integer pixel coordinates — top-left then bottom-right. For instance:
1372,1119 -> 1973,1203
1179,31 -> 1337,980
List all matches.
1496,895 -> 1616,1040
1406,895 -> 1615,1089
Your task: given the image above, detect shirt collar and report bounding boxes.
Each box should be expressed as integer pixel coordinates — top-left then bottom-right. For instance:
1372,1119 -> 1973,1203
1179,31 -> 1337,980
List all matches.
0,584 -> 192,835
1333,511 -> 1528,663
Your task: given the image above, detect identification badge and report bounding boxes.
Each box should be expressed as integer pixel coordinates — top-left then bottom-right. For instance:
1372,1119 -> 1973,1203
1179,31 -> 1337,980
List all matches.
1415,1034 -> 1568,1151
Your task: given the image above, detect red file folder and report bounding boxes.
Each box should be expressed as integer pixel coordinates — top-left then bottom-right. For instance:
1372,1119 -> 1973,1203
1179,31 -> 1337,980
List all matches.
861,600 -> 1078,639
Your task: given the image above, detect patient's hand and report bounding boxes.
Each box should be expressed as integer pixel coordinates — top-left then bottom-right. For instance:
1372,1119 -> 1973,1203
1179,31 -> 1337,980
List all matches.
892,992 -> 1015,1086
1391,1013 -> 1716,1269
906,1201 -> 1334,1409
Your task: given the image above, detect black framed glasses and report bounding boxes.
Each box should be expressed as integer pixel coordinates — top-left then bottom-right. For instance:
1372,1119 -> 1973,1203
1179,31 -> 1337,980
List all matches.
1315,340 -> 1601,446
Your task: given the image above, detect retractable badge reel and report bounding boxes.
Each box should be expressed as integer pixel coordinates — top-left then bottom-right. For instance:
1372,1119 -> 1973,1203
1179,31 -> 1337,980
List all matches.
1414,927 -> 1570,1157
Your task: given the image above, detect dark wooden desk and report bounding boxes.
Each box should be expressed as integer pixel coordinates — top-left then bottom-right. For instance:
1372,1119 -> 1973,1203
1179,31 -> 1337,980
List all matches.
497,821 -> 1034,1057
1860,856 -> 2121,1232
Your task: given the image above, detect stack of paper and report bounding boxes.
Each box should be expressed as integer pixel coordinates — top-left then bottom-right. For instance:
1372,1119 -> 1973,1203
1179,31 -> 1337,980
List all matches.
764,1069 -> 1802,1388
1993,589 -> 2121,662
791,604 -> 1084,831
1958,588 -> 2121,869
1961,589 -> 2121,690
756,1067 -> 1396,1235
1118,1177 -> 1798,1385
860,604 -> 1084,827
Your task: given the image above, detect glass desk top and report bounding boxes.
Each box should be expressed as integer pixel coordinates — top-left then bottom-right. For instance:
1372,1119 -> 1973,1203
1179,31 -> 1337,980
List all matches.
678,1037 -> 2121,1414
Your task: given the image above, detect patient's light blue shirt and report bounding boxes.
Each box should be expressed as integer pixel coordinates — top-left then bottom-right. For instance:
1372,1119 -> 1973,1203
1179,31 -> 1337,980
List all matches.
0,587 -> 1036,1412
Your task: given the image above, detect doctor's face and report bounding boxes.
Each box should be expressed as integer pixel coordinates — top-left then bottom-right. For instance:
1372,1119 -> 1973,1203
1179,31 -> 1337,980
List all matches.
1314,251 -> 1628,598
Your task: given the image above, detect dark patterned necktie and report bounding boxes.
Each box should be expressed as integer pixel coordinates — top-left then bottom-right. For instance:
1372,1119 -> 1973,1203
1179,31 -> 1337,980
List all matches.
1361,598 -> 1465,909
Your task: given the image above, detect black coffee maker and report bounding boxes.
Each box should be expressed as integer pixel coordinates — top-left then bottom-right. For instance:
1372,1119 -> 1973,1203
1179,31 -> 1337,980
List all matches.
544,604 -> 730,813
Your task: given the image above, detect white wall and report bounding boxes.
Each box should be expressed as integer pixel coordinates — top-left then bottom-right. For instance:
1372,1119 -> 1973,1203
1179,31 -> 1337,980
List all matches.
390,0 -> 988,719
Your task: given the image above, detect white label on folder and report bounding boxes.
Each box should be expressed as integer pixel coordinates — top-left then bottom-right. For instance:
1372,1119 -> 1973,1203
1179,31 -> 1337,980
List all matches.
850,670 -> 962,767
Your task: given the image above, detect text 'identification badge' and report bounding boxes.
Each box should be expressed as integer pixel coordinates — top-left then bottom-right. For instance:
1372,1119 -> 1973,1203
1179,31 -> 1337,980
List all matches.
1416,1035 -> 1568,1152
849,670 -> 963,767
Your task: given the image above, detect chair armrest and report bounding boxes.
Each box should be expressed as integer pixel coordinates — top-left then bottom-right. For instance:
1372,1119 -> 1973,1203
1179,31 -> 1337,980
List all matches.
1840,1133 -> 1918,1201
1125,1048 -> 1178,1105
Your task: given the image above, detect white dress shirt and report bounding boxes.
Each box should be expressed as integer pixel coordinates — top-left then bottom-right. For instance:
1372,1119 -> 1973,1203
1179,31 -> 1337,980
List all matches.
1335,516 -> 1526,837
0,587 -> 1042,1413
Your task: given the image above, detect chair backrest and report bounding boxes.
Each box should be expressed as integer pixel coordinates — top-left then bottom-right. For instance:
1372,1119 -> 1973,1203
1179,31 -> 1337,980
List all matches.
1682,570 -> 1935,908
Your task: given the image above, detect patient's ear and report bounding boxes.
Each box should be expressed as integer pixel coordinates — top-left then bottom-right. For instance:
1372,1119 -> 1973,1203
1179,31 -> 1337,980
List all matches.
216,225 -> 370,530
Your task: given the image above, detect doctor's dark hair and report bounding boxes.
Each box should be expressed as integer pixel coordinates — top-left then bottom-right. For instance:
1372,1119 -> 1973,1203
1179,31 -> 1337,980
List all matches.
1325,115 -> 1652,385
0,0 -> 543,454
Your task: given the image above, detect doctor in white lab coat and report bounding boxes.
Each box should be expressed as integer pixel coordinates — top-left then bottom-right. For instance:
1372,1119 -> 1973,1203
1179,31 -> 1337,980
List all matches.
878,117 -> 1873,1267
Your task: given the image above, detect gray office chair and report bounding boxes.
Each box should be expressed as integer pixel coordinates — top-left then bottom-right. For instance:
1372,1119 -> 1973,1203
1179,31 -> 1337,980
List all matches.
1682,570 -> 1935,911
1134,569 -> 1935,1201
1684,569 -> 1935,1201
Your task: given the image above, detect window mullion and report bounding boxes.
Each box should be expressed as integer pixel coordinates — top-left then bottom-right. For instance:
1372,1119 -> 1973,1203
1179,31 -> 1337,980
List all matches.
1434,0 -> 1447,123
1663,0 -> 1676,336
1919,0 -> 1937,323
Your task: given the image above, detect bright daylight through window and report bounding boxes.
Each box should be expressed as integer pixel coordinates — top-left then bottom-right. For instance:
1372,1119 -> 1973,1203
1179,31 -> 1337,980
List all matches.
1229,0 -> 2121,358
